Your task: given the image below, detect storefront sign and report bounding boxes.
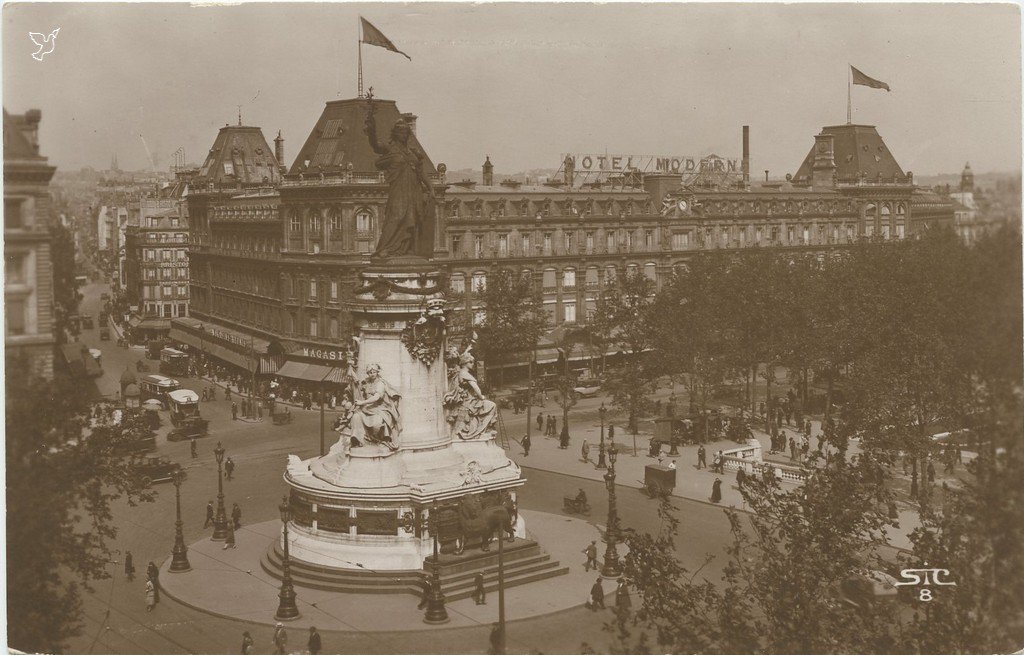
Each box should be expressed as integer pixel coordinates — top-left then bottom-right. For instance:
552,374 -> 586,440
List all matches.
565,153 -> 739,174
301,347 -> 348,362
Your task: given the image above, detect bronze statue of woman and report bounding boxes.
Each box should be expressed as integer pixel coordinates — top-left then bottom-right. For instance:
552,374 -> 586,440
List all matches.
364,100 -> 436,259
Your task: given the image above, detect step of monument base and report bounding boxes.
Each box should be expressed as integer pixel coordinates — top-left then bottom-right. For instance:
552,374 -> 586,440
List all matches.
260,539 -> 568,601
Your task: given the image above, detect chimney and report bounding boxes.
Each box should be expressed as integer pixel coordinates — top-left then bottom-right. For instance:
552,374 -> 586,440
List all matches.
563,155 -> 576,187
274,131 -> 285,171
810,132 -> 837,188
765,170 -> 769,182
742,126 -> 750,189
400,113 -> 418,136
21,109 -> 42,154
482,156 -> 494,186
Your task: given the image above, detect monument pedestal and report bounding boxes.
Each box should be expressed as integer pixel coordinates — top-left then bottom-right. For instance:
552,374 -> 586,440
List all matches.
282,264 -> 526,573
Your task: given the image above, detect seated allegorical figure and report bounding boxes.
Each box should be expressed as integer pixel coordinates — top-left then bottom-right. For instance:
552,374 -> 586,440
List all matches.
443,345 -> 497,441
332,363 -> 400,452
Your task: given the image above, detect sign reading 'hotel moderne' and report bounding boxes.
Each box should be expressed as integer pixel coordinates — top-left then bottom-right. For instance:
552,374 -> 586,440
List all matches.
565,153 -> 740,174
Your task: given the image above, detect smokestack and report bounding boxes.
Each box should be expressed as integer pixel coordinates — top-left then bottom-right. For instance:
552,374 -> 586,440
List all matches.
274,131 -> 285,171
742,126 -> 750,189
482,156 -> 494,186
765,170 -> 769,182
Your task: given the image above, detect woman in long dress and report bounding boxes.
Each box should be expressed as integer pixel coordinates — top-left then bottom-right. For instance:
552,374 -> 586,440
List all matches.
145,579 -> 156,612
365,105 -> 436,259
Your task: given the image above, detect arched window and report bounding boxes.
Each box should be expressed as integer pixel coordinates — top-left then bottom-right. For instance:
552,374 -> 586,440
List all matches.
562,268 -> 576,289
864,203 -> 877,237
542,268 -> 557,290
643,262 -> 657,281
471,271 -> 487,292
355,208 -> 374,232
880,204 -> 892,239
449,273 -> 466,293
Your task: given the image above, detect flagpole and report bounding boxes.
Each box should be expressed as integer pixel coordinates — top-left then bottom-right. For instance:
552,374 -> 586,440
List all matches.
847,65 -> 852,125
358,20 -> 364,98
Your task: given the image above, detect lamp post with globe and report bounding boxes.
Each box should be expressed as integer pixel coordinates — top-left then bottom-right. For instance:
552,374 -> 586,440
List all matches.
601,430 -> 622,578
211,441 -> 229,541
596,403 -> 607,469
275,495 -> 300,620
169,469 -> 191,572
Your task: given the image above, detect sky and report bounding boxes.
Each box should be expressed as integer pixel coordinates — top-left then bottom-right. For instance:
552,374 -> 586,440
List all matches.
3,2 -> 1021,177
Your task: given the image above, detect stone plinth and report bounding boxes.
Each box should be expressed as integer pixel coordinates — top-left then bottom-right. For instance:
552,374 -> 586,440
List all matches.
283,263 -> 525,572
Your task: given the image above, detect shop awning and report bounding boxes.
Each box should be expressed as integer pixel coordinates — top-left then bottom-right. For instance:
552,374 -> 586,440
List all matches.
136,318 -> 171,331
275,361 -> 349,384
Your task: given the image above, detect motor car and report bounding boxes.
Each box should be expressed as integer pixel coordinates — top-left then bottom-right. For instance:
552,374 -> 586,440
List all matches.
131,456 -> 182,486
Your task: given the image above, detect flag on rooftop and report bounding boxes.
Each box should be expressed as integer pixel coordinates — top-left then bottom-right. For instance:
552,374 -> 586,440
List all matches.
361,17 -> 411,60
851,65 -> 890,92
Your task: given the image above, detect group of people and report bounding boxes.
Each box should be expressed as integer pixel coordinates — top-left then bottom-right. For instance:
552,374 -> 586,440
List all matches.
123,551 -> 161,613
242,624 -> 322,655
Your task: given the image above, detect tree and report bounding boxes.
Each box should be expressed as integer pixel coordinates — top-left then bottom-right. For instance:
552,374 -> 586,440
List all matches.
899,385 -> 1024,654
617,454 -> 901,655
650,255 -> 732,422
592,270 -> 658,434
51,220 -> 83,345
6,366 -> 154,653
472,268 -> 548,388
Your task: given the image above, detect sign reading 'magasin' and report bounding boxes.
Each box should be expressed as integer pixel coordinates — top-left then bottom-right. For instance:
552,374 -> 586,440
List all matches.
565,153 -> 740,174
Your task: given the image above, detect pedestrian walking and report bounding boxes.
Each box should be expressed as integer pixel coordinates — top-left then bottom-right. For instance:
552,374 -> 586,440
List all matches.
473,572 -> 487,605
124,550 -> 135,581
204,500 -> 214,528
417,574 -> 430,610
522,433 -> 531,457
927,460 -> 936,484
559,428 -> 569,450
581,440 -> 590,463
801,439 -> 810,462
736,467 -> 746,489
589,577 -> 606,610
232,502 -> 242,530
190,437 -> 198,459
583,540 -> 599,571
615,578 -> 632,612
225,457 -> 235,480
223,523 -> 236,549
789,436 -> 797,461
145,579 -> 155,612
710,477 -> 722,503
712,450 -> 724,474
240,631 -> 254,655
549,415 -> 557,437
489,622 -> 505,655
257,402 -> 263,419
697,444 -> 707,469
272,622 -> 288,655
231,402 -> 238,420
537,413 -> 544,432
147,561 -> 160,602
308,626 -> 322,655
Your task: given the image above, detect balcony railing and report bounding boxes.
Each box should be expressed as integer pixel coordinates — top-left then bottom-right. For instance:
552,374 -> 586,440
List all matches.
282,171 -> 446,187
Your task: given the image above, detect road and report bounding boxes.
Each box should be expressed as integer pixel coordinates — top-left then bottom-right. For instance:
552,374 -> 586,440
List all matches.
65,282 -> 739,654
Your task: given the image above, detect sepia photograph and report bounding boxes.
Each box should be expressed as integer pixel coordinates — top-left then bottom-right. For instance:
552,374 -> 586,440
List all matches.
2,2 -> 1022,654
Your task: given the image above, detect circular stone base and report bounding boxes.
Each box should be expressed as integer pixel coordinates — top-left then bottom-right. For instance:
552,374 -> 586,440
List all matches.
158,510 -> 621,632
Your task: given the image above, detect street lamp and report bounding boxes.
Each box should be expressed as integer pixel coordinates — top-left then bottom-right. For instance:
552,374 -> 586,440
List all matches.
596,404 -> 607,469
211,441 -> 229,541
169,469 -> 191,572
601,434 -> 622,578
423,500 -> 449,624
276,495 -> 300,620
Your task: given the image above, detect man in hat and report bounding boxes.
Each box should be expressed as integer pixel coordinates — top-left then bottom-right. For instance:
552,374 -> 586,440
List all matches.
272,622 -> 287,655
582,540 -> 599,571
204,500 -> 214,528
590,577 -> 606,610
308,626 -> 322,655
